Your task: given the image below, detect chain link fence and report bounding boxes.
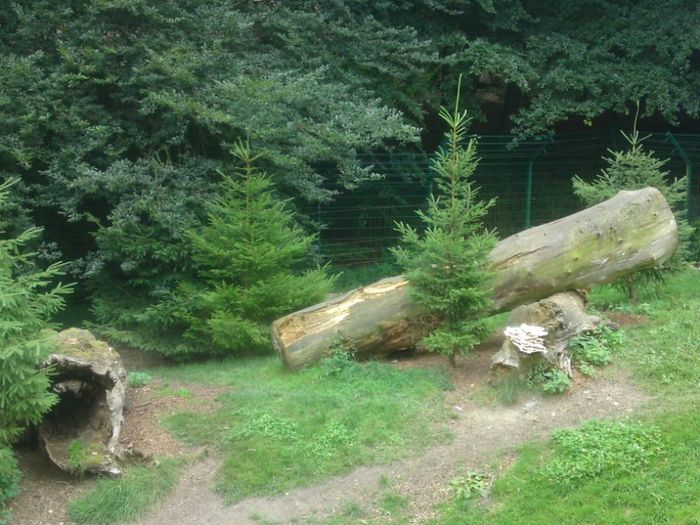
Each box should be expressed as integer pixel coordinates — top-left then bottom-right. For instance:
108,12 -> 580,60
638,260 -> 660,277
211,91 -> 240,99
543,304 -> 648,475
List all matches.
311,131 -> 700,267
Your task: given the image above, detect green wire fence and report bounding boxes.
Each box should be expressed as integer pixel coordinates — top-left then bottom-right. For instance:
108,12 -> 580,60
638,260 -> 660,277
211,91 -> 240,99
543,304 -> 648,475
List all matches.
311,131 -> 700,267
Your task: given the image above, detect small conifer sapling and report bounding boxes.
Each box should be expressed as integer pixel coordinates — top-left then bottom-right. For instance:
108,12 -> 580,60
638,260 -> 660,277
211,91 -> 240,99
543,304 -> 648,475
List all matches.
181,140 -> 335,355
392,77 -> 497,365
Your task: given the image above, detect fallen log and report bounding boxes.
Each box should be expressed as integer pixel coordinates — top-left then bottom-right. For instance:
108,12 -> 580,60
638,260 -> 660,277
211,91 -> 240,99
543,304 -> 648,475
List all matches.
490,291 -> 601,377
273,187 -> 678,370
38,328 -> 126,476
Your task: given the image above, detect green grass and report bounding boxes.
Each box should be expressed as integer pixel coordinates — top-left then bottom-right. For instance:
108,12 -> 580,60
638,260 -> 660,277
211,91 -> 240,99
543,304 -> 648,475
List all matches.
68,459 -> 183,524
150,356 -> 451,503
429,410 -> 700,525
429,269 -> 700,525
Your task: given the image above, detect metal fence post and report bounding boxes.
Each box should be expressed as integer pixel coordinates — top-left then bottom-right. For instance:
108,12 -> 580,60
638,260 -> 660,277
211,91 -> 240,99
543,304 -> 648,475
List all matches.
524,140 -> 551,229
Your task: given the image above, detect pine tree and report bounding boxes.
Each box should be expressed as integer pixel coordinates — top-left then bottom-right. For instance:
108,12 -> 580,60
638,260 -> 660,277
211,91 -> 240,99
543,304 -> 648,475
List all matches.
180,141 -> 335,355
573,107 -> 691,303
0,179 -> 72,520
392,78 -> 497,365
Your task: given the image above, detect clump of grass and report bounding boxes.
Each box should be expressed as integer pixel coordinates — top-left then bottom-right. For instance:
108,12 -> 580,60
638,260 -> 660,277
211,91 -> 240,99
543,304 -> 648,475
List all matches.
127,371 -> 152,388
543,420 -> 662,491
495,373 -> 525,405
67,439 -> 106,475
68,459 -> 182,525
153,356 -> 450,503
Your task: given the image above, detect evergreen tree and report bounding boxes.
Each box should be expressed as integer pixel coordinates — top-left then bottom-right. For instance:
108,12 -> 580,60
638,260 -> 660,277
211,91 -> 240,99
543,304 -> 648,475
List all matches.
573,108 -> 691,303
177,141 -> 335,356
0,179 -> 72,520
392,78 -> 497,365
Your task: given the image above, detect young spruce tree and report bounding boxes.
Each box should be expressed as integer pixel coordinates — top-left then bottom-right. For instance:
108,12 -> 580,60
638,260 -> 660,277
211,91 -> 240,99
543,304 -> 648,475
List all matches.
392,78 -> 497,365
573,106 -> 691,303
0,179 -> 72,521
180,141 -> 334,355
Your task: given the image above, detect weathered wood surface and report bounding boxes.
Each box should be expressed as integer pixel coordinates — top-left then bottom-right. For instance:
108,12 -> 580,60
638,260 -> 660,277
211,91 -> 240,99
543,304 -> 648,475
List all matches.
273,187 -> 678,370
490,291 -> 601,377
38,328 -> 126,476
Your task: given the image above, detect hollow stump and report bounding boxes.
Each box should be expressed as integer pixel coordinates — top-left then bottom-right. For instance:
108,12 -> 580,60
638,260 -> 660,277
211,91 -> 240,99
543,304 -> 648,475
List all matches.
38,328 -> 127,476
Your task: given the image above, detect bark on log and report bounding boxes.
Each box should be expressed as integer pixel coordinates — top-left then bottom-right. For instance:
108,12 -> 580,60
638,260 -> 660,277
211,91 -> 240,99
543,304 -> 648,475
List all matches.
272,187 -> 678,370
38,328 -> 127,476
490,291 -> 601,377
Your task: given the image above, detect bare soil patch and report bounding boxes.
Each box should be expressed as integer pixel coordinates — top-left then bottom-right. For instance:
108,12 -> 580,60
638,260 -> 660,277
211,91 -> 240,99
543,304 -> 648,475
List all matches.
604,311 -> 650,327
8,377 -> 223,525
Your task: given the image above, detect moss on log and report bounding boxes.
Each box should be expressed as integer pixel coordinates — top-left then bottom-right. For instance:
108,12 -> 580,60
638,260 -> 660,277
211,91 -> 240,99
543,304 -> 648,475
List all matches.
273,188 -> 678,370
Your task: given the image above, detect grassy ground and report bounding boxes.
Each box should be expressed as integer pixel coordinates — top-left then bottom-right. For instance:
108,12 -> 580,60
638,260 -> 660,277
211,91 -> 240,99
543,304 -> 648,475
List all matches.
153,355 -> 451,503
428,269 -> 700,525
68,459 -> 183,525
62,268 -> 700,524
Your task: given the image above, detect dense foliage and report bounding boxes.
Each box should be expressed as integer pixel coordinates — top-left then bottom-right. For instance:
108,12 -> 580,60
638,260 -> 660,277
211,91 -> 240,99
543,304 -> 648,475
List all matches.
393,80 -> 497,363
0,0 -> 698,350
96,143 -> 334,356
573,118 -> 692,301
0,180 -> 71,520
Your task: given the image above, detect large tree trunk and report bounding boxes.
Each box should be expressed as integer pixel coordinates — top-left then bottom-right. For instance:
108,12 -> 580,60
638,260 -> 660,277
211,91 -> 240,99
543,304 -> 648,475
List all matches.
273,188 -> 678,370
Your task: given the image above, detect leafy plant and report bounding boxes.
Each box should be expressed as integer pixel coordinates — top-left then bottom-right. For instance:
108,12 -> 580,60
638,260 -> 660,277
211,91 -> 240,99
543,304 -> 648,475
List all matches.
392,76 -> 497,364
544,421 -> 662,491
541,370 -> 572,395
450,471 -> 489,501
571,325 -> 623,376
127,371 -> 153,388
319,340 -> 358,377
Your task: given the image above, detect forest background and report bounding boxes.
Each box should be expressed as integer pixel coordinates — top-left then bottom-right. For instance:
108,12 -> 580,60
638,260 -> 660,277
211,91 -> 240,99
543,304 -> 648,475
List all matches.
1,0 -> 700,352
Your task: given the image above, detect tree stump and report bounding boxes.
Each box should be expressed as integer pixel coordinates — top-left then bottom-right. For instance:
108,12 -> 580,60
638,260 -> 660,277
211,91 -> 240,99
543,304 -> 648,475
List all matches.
490,291 -> 601,377
38,328 -> 127,476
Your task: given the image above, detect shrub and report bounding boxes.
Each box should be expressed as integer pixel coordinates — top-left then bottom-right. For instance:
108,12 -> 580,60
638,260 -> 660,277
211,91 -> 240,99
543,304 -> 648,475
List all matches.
0,448 -> 19,525
168,141 -> 335,357
0,179 -> 72,518
392,76 -> 497,364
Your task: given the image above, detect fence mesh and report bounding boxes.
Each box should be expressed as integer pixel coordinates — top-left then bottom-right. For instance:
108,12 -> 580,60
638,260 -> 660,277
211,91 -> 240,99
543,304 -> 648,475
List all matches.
311,131 -> 700,267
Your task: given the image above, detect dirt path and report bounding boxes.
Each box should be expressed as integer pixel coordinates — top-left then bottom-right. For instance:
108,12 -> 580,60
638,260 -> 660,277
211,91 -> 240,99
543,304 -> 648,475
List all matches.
134,353 -> 651,525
